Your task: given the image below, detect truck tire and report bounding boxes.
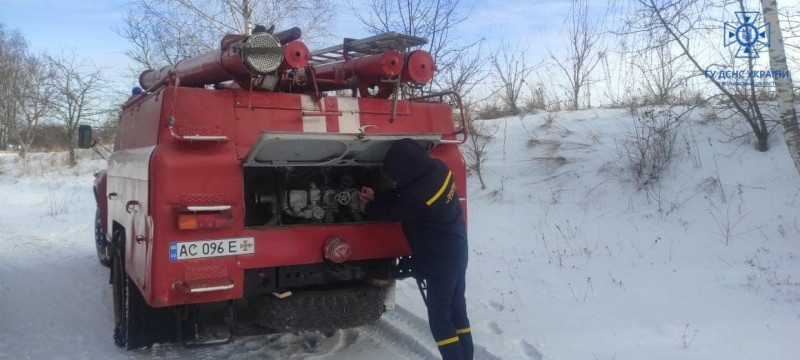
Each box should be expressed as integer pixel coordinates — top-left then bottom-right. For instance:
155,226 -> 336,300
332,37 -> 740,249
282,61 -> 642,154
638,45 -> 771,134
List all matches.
95,208 -> 111,267
111,234 -> 148,349
250,285 -> 386,332
111,229 -> 174,349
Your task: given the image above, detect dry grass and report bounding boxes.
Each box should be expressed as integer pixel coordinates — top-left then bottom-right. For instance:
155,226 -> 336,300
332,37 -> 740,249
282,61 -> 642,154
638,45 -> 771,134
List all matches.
696,109 -> 720,126
697,176 -> 721,196
12,151 -> 97,178
47,183 -> 72,216
540,111 -> 558,129
617,109 -> 682,190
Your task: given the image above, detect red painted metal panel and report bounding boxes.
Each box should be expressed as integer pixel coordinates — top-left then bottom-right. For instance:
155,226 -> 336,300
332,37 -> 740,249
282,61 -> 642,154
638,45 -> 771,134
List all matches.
232,91 -> 304,159
358,98 -> 455,134
148,144 -> 244,306
236,223 -> 411,269
148,87 -> 244,306
116,93 -> 161,150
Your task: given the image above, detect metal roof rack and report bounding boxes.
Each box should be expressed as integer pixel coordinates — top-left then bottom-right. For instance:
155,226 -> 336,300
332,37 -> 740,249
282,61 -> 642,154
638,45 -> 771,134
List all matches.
309,32 -> 428,65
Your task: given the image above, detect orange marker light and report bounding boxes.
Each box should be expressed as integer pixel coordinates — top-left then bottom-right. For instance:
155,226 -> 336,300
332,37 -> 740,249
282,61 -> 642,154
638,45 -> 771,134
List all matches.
177,212 -> 232,230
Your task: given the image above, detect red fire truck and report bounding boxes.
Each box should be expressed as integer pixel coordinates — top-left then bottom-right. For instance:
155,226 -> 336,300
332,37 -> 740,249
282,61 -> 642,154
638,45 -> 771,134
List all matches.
80,28 -> 467,349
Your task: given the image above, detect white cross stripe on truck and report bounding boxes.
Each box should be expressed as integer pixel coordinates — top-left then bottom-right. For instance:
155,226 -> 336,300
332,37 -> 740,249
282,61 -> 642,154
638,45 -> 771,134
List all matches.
337,97 -> 361,133
300,95 -> 326,132
300,95 -> 361,133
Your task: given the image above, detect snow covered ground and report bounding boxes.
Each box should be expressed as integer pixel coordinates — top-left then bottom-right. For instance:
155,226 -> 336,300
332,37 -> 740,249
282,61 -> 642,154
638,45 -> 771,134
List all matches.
1,107 -> 799,359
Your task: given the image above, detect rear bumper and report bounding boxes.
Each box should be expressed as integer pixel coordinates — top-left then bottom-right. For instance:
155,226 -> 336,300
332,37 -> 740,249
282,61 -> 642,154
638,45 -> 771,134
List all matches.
146,222 -> 411,307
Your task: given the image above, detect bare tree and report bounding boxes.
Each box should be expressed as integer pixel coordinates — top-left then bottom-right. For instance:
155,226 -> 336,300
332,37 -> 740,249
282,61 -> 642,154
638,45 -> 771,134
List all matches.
777,5 -> 800,86
351,0 -> 494,192
549,0 -> 605,110
634,32 -> 688,105
463,103 -> 496,190
595,39 -> 637,108
48,54 -> 105,166
13,56 -> 54,158
760,0 -> 800,174
119,0 -> 336,71
0,24 -> 25,153
0,24 -> 54,158
629,0 -> 774,151
438,40 -> 488,99
490,42 -> 535,115
351,0 -> 478,95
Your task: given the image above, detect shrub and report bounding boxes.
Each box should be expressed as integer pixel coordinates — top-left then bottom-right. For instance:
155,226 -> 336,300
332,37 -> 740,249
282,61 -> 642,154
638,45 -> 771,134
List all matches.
476,102 -> 518,120
618,109 -> 682,190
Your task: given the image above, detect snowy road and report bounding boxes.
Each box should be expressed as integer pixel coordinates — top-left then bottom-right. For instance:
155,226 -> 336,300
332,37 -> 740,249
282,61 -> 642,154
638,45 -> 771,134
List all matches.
0,208 -> 494,360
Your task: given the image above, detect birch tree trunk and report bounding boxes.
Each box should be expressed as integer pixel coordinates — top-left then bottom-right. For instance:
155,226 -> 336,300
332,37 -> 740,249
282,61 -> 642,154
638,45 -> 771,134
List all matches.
242,0 -> 252,35
760,0 -> 800,174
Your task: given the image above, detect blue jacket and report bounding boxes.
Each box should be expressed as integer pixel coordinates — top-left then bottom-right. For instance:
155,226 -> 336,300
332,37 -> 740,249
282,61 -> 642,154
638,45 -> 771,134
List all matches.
365,139 -> 468,278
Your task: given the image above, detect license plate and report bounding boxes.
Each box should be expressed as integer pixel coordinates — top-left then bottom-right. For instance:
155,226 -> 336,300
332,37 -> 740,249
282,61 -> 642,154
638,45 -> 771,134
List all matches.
169,237 -> 255,261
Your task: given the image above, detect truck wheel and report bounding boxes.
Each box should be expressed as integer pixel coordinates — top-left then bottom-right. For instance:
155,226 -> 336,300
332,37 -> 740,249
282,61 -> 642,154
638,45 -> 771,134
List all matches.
95,208 -> 111,267
250,285 -> 386,332
111,230 -> 148,349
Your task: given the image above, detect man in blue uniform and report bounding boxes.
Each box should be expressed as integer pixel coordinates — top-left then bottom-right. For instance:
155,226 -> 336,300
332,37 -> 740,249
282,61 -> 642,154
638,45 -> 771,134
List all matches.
359,138 -> 472,360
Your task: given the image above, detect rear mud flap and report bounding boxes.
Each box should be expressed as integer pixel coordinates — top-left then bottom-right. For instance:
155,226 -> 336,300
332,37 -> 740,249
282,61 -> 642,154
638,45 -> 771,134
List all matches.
384,280 -> 397,311
249,285 -> 387,332
176,300 -> 235,346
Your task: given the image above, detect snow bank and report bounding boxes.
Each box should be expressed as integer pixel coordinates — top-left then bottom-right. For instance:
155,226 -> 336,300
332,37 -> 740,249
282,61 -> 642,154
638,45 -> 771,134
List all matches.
395,107 -> 800,359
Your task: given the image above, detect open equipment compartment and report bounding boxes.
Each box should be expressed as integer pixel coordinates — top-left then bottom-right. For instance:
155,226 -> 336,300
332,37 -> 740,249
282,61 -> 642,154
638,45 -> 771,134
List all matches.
242,132 -> 441,227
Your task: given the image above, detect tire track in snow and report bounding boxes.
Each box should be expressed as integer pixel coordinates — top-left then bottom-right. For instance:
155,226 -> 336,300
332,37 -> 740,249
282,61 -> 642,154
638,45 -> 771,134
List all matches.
136,305 -> 503,359
357,306 -> 503,360
141,330 -> 358,359
520,340 -> 544,360
356,310 -> 440,359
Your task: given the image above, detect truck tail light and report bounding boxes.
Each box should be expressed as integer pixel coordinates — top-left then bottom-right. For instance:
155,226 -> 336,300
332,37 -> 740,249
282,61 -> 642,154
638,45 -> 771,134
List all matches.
178,211 -> 233,230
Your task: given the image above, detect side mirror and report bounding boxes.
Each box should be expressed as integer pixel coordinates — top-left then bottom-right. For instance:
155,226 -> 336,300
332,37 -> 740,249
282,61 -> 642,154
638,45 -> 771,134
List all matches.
78,125 -> 93,149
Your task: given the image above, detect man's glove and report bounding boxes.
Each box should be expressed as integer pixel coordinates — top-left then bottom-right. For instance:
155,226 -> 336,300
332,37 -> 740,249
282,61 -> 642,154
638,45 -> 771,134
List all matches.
358,186 -> 375,211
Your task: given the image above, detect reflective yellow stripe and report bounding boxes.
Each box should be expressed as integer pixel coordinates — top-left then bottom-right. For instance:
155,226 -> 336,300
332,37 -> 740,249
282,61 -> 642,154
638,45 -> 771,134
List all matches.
456,327 -> 471,335
426,171 -> 452,206
436,336 -> 459,346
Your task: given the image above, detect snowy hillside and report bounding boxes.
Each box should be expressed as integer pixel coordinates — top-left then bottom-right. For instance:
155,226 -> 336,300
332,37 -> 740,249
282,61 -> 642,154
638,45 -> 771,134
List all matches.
441,107 -> 800,360
1,107 -> 799,359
